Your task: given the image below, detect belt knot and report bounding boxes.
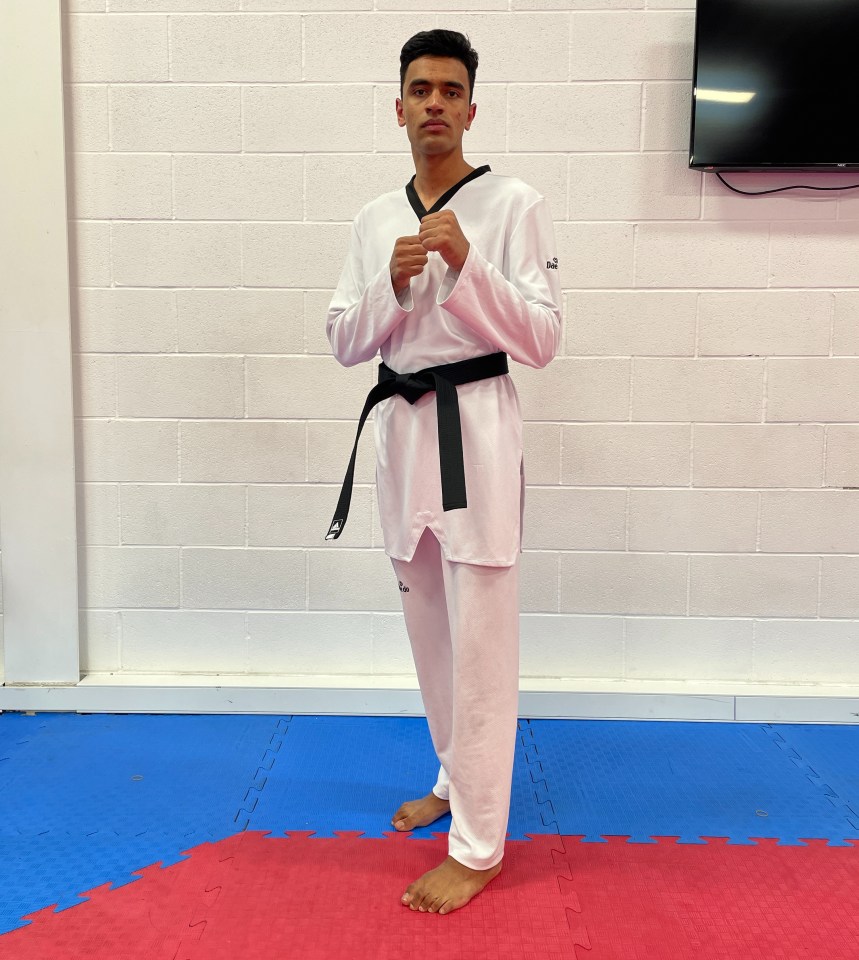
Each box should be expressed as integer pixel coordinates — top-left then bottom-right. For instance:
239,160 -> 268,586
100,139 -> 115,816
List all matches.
393,371 -> 429,404
325,352 -> 509,541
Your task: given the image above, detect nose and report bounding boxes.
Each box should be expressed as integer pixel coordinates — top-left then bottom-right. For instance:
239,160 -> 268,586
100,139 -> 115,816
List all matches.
425,89 -> 444,111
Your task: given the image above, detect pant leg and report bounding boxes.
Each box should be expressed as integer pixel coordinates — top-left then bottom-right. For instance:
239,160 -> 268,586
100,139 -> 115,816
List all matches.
390,528 -> 453,801
392,528 -> 520,870
441,551 -> 520,870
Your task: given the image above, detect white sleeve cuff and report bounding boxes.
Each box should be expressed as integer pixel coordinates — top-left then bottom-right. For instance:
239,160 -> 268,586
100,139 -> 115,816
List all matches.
395,282 -> 414,311
436,242 -> 476,306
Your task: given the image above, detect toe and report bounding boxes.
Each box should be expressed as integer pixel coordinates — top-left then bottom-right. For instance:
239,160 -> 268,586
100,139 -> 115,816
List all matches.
412,887 -> 431,912
391,804 -> 416,831
439,891 -> 466,915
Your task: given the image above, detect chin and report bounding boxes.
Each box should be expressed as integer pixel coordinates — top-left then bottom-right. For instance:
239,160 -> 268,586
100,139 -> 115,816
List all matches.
420,136 -> 455,152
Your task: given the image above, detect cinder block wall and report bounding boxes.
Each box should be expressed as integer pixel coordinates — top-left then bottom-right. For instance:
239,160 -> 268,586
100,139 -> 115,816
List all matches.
55,0 -> 859,684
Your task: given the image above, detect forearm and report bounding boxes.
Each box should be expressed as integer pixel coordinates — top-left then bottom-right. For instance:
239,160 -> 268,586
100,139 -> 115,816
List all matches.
438,242 -> 561,369
327,263 -> 411,367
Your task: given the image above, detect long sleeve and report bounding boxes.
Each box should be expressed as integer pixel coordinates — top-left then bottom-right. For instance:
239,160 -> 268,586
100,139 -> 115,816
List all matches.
326,218 -> 412,367
436,196 -> 562,369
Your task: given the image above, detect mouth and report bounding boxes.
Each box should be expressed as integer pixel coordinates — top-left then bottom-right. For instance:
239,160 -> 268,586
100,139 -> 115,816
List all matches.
422,121 -> 448,130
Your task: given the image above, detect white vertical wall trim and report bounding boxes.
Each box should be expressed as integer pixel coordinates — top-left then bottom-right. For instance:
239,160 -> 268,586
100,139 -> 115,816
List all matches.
0,0 -> 80,684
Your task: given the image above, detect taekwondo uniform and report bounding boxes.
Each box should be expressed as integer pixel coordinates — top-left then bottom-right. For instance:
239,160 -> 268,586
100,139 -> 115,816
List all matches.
327,166 -> 561,870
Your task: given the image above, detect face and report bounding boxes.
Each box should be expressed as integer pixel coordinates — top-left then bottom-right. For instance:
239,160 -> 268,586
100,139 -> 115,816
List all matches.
396,55 -> 476,157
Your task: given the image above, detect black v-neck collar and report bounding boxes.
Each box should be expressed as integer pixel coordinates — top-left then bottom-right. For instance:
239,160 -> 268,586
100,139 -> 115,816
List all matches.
405,164 -> 491,220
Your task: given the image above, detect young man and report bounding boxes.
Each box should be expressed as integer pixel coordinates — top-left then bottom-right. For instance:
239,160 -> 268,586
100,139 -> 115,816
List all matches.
326,30 -> 561,914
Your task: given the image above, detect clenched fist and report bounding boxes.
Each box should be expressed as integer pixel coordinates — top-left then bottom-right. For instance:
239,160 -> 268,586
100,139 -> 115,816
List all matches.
390,236 -> 429,296
418,210 -> 470,272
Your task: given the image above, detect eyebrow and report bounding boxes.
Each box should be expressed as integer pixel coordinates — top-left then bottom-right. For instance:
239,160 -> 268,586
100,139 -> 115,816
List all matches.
408,78 -> 466,91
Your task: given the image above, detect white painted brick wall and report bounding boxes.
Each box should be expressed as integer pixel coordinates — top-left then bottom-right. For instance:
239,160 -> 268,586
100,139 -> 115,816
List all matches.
181,547 -> 306,609
56,2 -> 859,687
569,11 -> 693,81
110,85 -> 242,152
170,15 -> 303,82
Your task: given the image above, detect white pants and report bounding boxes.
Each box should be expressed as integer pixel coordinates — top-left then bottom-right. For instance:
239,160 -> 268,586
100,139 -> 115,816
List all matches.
391,528 -> 520,870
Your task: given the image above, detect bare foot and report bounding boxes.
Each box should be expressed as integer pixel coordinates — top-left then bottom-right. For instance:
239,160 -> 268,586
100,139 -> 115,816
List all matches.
391,792 -> 451,832
401,856 -> 502,915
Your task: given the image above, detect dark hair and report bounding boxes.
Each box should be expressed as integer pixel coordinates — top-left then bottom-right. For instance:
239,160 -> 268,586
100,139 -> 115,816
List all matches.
399,30 -> 478,102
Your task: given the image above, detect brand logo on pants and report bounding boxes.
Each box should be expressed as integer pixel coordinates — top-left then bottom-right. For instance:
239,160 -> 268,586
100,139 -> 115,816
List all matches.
398,580 -> 410,593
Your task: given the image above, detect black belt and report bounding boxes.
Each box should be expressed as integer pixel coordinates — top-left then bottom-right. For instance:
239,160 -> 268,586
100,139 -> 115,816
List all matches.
325,351 -> 509,540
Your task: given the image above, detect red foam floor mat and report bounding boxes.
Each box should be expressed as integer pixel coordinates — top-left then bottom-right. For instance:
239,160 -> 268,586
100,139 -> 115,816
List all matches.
0,832 -> 585,960
2,831 -> 858,960
560,834 -> 859,959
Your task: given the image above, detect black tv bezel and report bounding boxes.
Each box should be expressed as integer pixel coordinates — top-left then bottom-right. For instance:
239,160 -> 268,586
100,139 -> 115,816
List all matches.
688,0 -> 859,173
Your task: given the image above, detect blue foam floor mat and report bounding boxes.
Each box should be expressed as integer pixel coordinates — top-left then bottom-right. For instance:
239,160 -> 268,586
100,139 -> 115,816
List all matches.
525,718 -> 859,844
763,724 -> 859,833
1,711 -> 858,938
241,715 -> 548,839
0,713 -> 289,931
0,713 -> 287,837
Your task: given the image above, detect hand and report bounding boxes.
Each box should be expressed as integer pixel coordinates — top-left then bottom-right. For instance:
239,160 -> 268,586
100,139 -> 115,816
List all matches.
390,235 -> 428,295
418,210 -> 470,272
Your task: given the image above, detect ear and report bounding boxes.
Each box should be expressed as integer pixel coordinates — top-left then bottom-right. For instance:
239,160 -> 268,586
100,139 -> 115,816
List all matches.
464,101 -> 476,131
396,97 -> 406,128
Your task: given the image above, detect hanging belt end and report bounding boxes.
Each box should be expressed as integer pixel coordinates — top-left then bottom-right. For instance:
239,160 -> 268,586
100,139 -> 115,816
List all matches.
325,518 -> 345,541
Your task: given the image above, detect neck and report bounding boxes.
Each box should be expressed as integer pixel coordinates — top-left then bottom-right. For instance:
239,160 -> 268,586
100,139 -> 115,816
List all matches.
411,150 -> 474,199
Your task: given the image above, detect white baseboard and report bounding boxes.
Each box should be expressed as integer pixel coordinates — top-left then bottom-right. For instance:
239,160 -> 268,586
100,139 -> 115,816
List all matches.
1,673 -> 858,722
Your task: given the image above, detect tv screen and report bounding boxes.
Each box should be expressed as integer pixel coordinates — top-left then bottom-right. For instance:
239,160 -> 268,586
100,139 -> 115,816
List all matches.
689,0 -> 859,171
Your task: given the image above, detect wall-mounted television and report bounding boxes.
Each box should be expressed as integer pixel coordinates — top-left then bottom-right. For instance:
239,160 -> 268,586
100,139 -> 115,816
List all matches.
689,0 -> 859,172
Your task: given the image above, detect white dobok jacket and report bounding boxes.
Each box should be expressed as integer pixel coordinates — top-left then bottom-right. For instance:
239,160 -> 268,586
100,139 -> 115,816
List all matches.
327,167 -> 562,566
